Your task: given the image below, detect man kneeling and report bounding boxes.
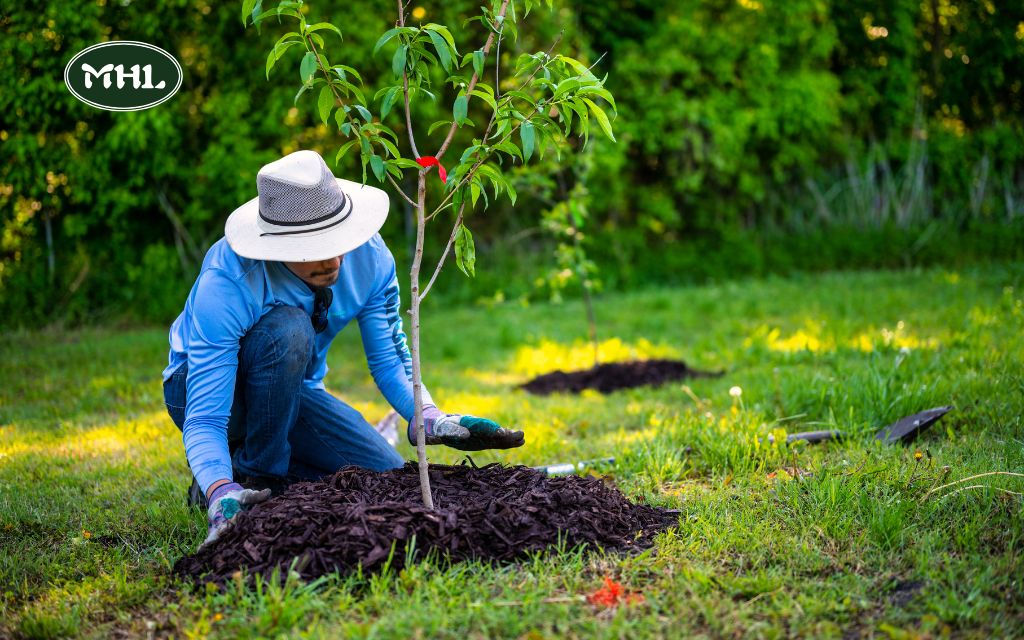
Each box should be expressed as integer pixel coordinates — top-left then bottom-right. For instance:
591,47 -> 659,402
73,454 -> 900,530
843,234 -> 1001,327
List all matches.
162,150 -> 523,545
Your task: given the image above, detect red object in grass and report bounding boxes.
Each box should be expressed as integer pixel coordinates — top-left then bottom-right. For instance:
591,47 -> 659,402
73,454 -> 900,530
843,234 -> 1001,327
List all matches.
415,156 -> 447,183
586,577 -> 645,608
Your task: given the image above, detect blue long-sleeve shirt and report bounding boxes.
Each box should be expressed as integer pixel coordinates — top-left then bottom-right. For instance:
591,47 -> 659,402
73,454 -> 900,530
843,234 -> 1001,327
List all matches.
163,234 -> 433,493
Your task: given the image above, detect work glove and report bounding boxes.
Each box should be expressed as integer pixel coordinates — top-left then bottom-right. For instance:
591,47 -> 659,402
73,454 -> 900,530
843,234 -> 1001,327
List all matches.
409,405 -> 525,451
200,482 -> 271,549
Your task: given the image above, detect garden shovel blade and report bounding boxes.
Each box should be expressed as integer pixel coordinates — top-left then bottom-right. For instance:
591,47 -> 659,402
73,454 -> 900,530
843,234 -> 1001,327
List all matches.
874,406 -> 952,445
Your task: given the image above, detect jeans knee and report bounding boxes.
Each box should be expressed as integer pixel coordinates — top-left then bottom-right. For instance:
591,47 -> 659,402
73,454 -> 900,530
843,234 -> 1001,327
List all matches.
378,446 -> 405,471
244,306 -> 314,373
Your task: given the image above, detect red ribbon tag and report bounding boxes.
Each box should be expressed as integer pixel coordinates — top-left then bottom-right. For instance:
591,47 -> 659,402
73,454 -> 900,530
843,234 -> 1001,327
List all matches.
415,156 -> 448,183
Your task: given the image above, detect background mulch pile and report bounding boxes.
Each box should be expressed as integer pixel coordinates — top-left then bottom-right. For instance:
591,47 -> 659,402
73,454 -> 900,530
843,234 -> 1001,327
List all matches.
520,359 -> 723,395
174,462 -> 677,584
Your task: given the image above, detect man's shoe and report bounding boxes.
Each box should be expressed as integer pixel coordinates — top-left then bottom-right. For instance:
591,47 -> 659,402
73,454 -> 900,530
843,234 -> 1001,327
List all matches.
186,478 -> 208,510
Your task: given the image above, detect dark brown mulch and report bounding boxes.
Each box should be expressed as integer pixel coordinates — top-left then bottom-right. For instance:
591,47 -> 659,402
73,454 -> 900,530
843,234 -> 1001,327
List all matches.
174,462 -> 677,585
519,359 -> 723,395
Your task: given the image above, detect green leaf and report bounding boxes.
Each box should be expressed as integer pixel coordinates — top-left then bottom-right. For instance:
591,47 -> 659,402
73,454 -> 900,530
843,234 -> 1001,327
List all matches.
355,104 -> 373,122
392,44 -> 408,79
453,93 -> 468,125
424,29 -> 452,72
367,122 -> 400,142
582,97 -> 615,142
317,85 -> 334,124
373,28 -> 404,55
339,117 -> 352,136
294,82 -> 309,105
391,44 -> 407,79
333,65 -> 363,85
299,51 -> 318,85
473,49 -> 485,78
520,120 -> 535,161
335,140 -> 359,164
470,88 -> 497,112
241,0 -> 257,26
380,86 -> 400,119
390,158 -> 423,169
503,90 -> 536,107
557,55 -> 598,81
424,23 -> 458,55
411,43 -> 439,69
370,154 -> 385,182
428,120 -> 452,135
454,224 -> 476,277
378,137 -> 401,159
306,22 -> 342,40
335,78 -> 366,105
460,144 -> 482,164
494,140 -> 523,163
274,31 -> 301,49
266,40 -> 301,80
577,85 -> 617,113
261,3 -> 300,22
552,78 -> 584,100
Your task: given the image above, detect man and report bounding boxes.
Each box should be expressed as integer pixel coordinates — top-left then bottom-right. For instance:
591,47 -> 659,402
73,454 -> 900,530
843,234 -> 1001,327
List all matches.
162,150 -> 524,545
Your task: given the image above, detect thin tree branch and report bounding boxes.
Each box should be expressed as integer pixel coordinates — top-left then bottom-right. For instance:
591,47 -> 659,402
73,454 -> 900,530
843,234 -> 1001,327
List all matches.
420,202 -> 467,301
397,0 -> 422,158
157,189 -> 202,265
494,21 -> 503,103
387,173 -> 418,207
435,0 -> 511,161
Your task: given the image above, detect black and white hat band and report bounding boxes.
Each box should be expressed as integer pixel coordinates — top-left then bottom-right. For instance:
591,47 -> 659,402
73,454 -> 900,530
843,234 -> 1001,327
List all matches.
258,190 -> 353,237
253,150 -> 354,237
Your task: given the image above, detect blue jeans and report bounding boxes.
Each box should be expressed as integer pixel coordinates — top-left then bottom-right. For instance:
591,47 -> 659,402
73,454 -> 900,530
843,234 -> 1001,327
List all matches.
163,305 -> 404,484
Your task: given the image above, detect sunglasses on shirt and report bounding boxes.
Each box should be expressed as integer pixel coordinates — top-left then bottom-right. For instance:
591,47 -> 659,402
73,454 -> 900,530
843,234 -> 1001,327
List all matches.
312,287 -> 333,334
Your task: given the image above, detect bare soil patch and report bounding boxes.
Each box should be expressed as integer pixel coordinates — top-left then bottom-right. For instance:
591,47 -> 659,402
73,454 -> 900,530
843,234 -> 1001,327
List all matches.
520,359 -> 723,395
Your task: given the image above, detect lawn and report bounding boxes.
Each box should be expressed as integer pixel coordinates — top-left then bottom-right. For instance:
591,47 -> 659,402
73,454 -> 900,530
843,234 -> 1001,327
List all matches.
1,264 -> 1022,638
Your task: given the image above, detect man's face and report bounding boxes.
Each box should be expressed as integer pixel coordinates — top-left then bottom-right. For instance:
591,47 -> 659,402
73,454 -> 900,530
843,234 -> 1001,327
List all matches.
284,255 -> 343,288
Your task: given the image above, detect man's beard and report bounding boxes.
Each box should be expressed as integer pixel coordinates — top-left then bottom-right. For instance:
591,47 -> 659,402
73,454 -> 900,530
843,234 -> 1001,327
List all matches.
308,270 -> 339,290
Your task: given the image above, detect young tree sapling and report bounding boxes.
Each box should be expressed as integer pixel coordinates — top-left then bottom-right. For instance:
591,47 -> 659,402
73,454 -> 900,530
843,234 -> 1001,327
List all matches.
243,0 -> 617,508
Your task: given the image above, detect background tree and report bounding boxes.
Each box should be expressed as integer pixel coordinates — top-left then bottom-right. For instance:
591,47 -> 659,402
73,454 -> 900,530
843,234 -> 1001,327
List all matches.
2,0 -> 1022,328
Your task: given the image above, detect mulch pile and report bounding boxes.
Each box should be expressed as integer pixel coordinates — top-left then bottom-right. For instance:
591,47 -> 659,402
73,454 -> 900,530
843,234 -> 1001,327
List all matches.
520,359 -> 723,395
174,462 -> 677,584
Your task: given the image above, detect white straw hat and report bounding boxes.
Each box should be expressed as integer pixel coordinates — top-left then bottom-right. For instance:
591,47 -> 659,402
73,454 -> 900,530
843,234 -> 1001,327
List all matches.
225,150 -> 388,262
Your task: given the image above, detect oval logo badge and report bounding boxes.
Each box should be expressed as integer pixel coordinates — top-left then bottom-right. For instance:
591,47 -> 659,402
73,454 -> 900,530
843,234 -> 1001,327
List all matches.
64,41 -> 182,112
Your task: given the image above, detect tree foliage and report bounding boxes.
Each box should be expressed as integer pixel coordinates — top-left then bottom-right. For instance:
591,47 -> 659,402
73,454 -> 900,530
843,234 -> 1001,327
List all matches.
1,0 -> 1022,327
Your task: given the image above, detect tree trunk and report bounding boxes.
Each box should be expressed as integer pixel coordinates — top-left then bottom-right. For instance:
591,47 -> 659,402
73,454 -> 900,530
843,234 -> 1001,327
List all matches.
409,172 -> 434,509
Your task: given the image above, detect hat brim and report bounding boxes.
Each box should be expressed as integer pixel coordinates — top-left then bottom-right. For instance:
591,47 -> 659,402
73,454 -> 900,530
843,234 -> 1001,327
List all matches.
225,178 -> 389,262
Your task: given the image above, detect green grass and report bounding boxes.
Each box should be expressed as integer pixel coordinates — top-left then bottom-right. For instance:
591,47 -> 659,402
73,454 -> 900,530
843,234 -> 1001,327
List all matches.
2,264 -> 1023,638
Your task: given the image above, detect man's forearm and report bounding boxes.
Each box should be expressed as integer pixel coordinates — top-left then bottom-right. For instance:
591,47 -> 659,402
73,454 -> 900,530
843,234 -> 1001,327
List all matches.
182,417 -> 234,495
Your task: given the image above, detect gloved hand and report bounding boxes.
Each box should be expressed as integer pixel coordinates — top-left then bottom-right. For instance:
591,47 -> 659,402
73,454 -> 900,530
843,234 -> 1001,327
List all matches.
200,482 -> 272,548
409,405 -> 525,451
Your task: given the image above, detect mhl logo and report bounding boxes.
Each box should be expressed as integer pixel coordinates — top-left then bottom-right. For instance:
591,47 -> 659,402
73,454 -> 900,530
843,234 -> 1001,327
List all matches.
81,63 -> 167,90
64,41 -> 182,112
